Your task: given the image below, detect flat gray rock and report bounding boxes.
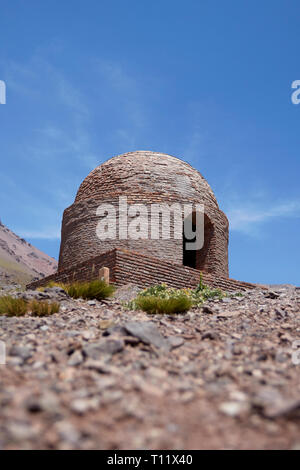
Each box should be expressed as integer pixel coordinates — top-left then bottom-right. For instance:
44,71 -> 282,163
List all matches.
124,321 -> 170,351
167,335 -> 184,349
9,345 -> 32,361
83,338 -> 124,358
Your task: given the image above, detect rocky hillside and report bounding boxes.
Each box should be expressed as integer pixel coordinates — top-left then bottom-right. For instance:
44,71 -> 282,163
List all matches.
0,220 -> 57,287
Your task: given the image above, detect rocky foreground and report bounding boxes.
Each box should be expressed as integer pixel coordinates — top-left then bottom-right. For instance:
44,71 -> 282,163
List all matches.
0,285 -> 299,450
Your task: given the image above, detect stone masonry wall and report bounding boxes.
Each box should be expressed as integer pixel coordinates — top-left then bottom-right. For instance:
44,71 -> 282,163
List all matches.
28,248 -> 256,293
28,250 -> 117,289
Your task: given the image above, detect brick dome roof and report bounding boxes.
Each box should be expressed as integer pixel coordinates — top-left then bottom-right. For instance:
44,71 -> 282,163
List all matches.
74,151 -> 219,208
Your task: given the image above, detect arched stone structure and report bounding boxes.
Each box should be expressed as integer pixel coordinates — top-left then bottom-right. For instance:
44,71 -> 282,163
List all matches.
58,151 -> 229,278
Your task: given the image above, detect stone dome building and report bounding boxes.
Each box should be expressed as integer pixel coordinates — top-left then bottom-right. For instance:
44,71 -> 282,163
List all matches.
58,151 -> 229,278
28,151 -> 258,292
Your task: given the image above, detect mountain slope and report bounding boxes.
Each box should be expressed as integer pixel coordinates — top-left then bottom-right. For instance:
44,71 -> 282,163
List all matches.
0,221 -> 57,286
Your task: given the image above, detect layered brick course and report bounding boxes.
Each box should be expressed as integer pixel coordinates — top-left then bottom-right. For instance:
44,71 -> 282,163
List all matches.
27,248 -> 257,292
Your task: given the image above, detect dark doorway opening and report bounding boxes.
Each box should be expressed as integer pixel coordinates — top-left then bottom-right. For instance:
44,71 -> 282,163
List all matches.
182,219 -> 197,268
182,213 -> 197,268
183,213 -> 214,270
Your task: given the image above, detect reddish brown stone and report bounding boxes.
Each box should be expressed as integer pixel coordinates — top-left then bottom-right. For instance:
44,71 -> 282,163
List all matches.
27,248 -> 257,292
58,151 -> 229,277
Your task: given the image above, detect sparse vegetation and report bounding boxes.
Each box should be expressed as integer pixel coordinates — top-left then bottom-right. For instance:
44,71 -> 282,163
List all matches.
39,279 -> 115,301
135,294 -> 192,314
190,273 -> 223,306
0,296 -> 28,316
228,291 -> 244,297
30,299 -> 60,317
0,295 -> 60,317
62,279 -> 115,301
37,281 -> 66,291
126,275 -> 224,314
46,281 -> 65,289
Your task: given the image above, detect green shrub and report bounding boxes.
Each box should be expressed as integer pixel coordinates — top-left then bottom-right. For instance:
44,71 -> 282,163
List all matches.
126,275 -> 225,314
135,294 -> 192,314
229,291 -> 244,297
30,300 -> 60,316
190,274 -> 223,306
64,280 -> 115,301
0,296 -> 28,317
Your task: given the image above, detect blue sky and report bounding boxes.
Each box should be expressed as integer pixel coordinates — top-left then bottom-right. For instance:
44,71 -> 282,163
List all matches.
0,0 -> 300,285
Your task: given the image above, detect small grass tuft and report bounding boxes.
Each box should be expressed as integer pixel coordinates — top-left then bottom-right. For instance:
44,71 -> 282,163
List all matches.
0,296 -> 28,317
135,295 -> 192,314
0,295 -> 60,317
64,279 -> 115,301
37,281 -> 66,292
29,300 -> 60,317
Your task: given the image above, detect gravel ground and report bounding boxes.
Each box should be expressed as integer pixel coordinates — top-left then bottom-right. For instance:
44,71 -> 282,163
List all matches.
0,285 -> 299,450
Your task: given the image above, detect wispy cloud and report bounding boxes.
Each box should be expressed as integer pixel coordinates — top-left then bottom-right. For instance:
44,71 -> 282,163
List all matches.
227,200 -> 300,235
183,128 -> 207,162
1,55 -> 98,244
1,52 -> 151,246
18,227 -> 61,240
29,125 -> 101,171
4,56 -> 89,118
96,59 -> 147,147
4,55 -> 98,169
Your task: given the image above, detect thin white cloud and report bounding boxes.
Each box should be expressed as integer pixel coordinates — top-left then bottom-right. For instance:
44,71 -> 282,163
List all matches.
30,125 -> 101,171
183,128 -> 206,161
2,53 -> 150,244
18,227 -> 61,240
96,59 -> 146,131
227,200 -> 300,235
2,60 -> 40,98
4,56 -> 89,119
4,56 -> 96,170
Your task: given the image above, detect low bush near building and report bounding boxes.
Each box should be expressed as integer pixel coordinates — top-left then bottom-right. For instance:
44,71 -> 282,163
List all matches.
37,281 -> 64,291
190,274 -> 223,306
63,279 -> 115,301
135,294 -> 192,314
126,275 -> 224,314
